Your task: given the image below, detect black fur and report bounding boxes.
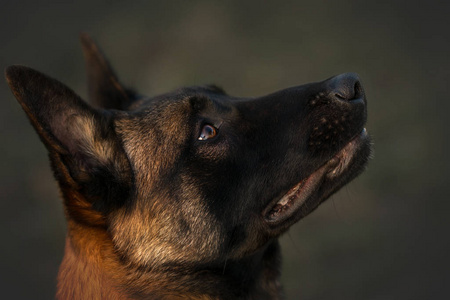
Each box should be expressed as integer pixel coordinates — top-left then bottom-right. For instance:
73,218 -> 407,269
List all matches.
5,36 -> 371,299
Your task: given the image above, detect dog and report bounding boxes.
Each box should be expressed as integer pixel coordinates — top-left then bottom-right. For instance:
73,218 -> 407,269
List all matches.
5,34 -> 371,299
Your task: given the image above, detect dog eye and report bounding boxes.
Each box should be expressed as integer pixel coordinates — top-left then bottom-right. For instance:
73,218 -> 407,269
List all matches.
198,124 -> 217,141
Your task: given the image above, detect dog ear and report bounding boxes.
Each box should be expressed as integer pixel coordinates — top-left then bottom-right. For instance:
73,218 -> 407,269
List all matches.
5,65 -> 133,214
80,33 -> 137,110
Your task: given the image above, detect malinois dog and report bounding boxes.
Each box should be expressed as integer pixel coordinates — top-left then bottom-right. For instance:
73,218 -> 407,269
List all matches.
6,34 -> 371,299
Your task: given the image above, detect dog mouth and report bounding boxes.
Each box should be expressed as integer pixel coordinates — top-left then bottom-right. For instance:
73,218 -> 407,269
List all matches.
264,128 -> 369,226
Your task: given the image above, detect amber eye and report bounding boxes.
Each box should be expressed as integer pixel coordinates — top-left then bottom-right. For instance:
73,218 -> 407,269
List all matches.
198,124 -> 217,141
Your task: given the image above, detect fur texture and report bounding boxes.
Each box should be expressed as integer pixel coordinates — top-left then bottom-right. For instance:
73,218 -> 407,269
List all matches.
5,35 -> 371,299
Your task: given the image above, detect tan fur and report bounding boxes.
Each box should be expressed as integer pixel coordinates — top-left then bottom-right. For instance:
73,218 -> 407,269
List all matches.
57,196 -> 224,300
56,224 -> 129,299
6,40 -> 370,299
53,102 -> 230,298
110,106 -> 225,268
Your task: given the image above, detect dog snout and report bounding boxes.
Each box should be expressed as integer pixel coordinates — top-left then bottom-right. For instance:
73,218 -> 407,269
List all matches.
307,73 -> 367,155
327,73 -> 364,102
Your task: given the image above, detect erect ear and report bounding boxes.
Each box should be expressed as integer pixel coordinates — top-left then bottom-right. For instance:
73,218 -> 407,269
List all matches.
5,65 -> 133,214
80,33 -> 137,110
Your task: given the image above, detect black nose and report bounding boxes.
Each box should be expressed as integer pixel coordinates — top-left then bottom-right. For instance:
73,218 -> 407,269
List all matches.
327,73 -> 363,101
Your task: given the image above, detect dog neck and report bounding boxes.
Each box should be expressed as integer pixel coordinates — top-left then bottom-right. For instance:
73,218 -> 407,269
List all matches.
56,221 -> 127,299
56,219 -> 283,300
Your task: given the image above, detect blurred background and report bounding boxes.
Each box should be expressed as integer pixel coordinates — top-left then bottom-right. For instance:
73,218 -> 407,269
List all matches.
1,0 -> 449,299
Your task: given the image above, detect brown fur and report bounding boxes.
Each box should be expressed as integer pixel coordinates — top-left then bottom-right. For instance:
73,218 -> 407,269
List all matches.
6,34 -> 370,299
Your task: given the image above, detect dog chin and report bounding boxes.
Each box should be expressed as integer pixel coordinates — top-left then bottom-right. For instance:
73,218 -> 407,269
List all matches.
264,128 -> 370,229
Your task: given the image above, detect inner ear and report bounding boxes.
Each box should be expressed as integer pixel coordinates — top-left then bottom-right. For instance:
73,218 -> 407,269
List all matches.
59,112 -> 134,213
6,65 -> 133,213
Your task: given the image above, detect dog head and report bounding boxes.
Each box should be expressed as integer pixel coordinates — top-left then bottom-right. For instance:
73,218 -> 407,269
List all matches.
6,35 -> 371,271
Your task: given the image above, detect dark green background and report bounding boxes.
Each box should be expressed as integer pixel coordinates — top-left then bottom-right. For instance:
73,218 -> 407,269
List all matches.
1,0 -> 449,299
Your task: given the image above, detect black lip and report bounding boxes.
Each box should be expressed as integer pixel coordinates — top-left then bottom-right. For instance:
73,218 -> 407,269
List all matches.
263,128 -> 369,227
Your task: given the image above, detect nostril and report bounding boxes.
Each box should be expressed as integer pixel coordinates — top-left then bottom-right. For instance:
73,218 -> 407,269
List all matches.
334,89 -> 354,101
328,73 -> 363,102
334,83 -> 356,101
